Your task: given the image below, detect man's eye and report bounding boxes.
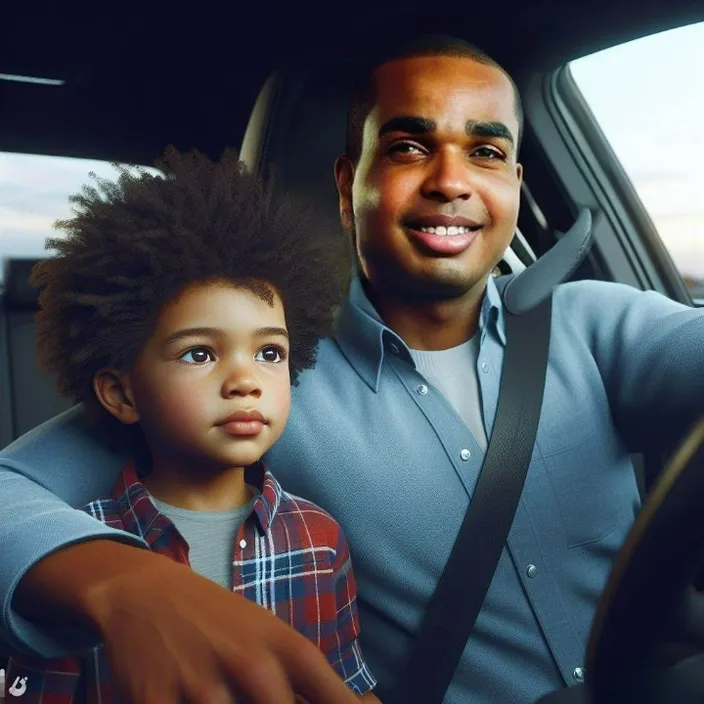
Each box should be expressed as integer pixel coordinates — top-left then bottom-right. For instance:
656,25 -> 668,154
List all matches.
472,146 -> 506,160
180,347 -> 214,364
387,142 -> 424,157
255,345 -> 287,363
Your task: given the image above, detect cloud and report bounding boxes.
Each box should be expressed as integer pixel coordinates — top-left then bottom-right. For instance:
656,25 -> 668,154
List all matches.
0,152 -> 161,264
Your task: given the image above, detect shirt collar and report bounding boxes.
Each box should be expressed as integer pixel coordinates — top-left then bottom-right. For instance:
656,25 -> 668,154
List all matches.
111,459 -> 284,538
335,275 -> 506,393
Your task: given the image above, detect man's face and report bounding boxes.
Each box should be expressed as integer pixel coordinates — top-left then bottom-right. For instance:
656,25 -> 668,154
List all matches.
338,55 -> 523,300
121,281 -> 291,471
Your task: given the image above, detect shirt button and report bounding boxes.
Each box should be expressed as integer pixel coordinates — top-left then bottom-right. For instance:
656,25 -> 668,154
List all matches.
417,384 -> 429,395
481,361 -> 489,373
239,539 -> 247,549
460,448 -> 471,461
573,667 -> 585,682
526,564 -> 538,578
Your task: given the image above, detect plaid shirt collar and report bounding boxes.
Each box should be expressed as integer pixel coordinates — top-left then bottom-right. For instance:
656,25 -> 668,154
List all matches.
335,274 -> 506,392
111,459 -> 284,541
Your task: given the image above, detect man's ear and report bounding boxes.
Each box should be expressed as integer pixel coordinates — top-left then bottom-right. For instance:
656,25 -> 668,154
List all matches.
93,369 -> 140,425
334,155 -> 355,232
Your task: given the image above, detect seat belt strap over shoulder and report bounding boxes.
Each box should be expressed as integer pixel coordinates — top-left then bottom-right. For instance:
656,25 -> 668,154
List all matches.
392,291 -> 553,704
392,209 -> 593,704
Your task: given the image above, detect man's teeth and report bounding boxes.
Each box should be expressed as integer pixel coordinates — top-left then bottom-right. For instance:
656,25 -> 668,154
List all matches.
419,225 -> 475,236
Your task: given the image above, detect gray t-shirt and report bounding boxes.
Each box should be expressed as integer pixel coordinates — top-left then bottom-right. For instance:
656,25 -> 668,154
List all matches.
151,492 -> 257,589
409,334 -> 487,451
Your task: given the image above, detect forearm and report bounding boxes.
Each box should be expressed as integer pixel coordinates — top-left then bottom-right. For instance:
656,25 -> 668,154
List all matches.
13,539 -> 175,639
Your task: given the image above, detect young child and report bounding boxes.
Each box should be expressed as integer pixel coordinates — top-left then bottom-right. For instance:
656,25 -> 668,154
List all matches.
5,147 -> 378,702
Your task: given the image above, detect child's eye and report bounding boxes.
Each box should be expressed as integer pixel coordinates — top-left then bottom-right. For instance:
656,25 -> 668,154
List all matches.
179,347 -> 214,364
255,345 -> 287,364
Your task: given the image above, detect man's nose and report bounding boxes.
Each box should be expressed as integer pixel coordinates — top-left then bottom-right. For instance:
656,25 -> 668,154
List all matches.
421,150 -> 473,202
221,359 -> 262,398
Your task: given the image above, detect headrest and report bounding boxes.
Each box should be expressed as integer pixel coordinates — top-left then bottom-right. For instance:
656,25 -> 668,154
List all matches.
2,259 -> 42,309
239,61 -> 359,228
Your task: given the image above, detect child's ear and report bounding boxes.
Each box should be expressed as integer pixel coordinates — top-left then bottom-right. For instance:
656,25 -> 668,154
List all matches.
93,369 -> 140,425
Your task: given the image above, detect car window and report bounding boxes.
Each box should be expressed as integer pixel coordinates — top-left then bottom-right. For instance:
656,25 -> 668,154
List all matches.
0,152 -> 160,284
570,21 -> 704,303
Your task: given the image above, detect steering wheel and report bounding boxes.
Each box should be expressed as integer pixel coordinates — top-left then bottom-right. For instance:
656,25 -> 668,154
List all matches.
585,415 -> 704,702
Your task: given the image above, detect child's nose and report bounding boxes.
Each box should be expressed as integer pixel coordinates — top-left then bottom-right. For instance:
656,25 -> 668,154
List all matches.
221,362 -> 262,398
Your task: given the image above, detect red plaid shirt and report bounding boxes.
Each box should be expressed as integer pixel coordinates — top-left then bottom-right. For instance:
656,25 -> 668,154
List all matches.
6,460 -> 376,702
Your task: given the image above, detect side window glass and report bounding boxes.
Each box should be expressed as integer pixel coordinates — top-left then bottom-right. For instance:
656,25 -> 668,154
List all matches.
0,152 -> 160,284
570,22 -> 704,302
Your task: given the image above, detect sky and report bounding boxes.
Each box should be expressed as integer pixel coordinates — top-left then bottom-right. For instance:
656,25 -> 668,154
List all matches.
570,20 -> 704,282
1,20 -> 703,286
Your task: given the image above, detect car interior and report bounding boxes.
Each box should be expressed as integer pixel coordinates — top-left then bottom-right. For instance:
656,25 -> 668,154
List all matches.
1,0 -> 704,701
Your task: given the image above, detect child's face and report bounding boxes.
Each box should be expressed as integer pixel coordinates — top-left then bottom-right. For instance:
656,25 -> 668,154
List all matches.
115,280 -> 291,471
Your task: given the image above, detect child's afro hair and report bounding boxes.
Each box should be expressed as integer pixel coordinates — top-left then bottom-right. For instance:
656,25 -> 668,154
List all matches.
31,146 -> 351,425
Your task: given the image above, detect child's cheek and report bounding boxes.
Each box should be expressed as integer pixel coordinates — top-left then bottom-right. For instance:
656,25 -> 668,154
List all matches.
270,382 -> 292,431
152,377 -> 211,433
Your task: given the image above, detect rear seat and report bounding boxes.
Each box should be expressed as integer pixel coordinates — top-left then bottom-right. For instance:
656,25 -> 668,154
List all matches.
0,258 -> 74,447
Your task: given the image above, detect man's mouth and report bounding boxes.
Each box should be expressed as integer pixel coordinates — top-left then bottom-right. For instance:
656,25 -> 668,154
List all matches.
404,217 -> 483,255
417,225 -> 479,237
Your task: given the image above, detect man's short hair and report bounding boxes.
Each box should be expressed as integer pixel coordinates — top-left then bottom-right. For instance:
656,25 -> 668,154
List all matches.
345,34 -> 524,163
31,146 -> 351,428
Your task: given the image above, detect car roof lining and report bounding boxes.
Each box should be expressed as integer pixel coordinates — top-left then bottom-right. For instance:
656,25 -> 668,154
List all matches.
1,1 -> 702,164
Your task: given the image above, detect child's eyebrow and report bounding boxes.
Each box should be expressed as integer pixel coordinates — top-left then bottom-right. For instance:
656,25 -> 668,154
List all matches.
163,326 -> 289,346
163,327 -> 224,345
255,326 -> 289,339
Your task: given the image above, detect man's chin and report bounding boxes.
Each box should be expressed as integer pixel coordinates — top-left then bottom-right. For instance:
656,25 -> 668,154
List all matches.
361,254 -> 493,302
401,265 -> 490,301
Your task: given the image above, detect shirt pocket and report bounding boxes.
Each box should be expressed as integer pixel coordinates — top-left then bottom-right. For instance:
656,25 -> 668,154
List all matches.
538,411 -> 624,549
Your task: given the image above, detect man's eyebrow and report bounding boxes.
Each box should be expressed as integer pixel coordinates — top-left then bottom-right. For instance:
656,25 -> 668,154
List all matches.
378,116 -> 437,138
466,120 -> 514,145
378,116 -> 515,147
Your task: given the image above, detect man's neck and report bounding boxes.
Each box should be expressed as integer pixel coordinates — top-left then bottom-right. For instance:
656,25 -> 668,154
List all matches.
141,458 -> 253,512
364,276 -> 489,351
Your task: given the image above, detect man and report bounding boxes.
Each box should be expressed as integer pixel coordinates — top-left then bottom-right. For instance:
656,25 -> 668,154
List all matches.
1,35 -> 703,704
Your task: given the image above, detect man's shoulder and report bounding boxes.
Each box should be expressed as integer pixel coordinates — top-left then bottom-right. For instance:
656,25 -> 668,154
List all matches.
553,278 -> 641,307
552,277 -> 698,309
552,278 -> 698,327
550,278 -> 695,331
290,337 -> 354,401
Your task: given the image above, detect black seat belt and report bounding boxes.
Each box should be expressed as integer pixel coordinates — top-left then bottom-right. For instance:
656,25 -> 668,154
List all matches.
392,283 -> 554,704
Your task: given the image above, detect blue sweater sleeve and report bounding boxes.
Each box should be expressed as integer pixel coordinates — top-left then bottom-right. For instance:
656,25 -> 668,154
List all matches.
559,281 -> 704,452
0,406 -> 145,657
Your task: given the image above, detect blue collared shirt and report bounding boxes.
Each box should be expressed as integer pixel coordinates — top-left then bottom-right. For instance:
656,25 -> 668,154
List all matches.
265,275 -> 704,702
1,275 -> 703,703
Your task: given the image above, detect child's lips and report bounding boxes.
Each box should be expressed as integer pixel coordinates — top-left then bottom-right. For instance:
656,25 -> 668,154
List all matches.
218,419 -> 265,436
216,410 -> 266,436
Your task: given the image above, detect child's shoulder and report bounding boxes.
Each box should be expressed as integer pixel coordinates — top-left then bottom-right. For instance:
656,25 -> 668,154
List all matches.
276,489 -> 341,529
273,488 -> 347,551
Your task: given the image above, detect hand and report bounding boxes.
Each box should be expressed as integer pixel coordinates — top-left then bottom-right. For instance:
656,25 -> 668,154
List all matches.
15,541 -> 361,704
93,560 -> 362,703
